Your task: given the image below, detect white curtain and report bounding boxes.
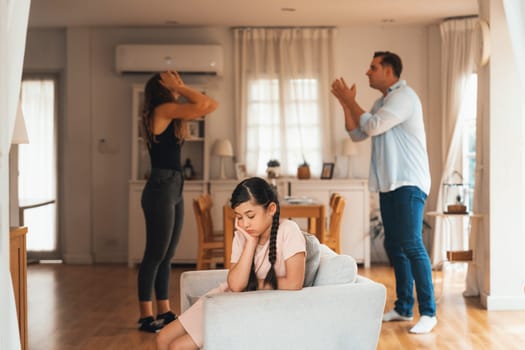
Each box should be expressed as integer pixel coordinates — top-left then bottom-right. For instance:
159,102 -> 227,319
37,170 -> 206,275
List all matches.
431,18 -> 480,267
463,69 -> 488,297
503,0 -> 525,99
20,79 -> 58,251
233,27 -> 336,176
0,1 -> 31,349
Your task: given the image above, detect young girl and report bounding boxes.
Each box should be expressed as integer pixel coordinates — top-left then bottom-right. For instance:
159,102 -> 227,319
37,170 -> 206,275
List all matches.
138,70 -> 218,333
156,177 -> 306,349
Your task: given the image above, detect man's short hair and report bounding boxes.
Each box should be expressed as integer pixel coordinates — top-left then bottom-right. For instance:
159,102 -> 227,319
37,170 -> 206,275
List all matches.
373,51 -> 403,78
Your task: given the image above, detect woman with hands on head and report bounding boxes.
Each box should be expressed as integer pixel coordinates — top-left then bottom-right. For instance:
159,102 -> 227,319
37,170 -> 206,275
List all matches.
156,177 -> 306,349
137,70 -> 218,333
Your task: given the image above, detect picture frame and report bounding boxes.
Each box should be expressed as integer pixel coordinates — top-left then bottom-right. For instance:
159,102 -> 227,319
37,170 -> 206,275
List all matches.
187,121 -> 200,139
235,162 -> 247,180
320,162 -> 335,179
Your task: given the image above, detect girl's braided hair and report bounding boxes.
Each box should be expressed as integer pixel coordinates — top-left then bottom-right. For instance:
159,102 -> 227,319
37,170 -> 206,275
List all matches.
230,177 -> 280,291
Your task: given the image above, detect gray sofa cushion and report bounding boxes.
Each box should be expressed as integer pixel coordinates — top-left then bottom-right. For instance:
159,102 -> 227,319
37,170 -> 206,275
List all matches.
314,248 -> 357,286
302,232 -> 321,287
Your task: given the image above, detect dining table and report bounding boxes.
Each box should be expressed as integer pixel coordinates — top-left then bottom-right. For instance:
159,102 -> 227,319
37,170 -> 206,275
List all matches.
222,199 -> 326,269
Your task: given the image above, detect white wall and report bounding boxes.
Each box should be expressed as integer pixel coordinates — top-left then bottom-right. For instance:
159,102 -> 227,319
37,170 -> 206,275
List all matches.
22,24 -> 440,263
24,29 -> 66,71
481,0 -> 525,310
63,28 -> 94,263
1,1 -> 30,348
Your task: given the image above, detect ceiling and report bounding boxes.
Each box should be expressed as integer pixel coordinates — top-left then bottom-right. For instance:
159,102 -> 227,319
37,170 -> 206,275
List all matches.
28,0 -> 478,28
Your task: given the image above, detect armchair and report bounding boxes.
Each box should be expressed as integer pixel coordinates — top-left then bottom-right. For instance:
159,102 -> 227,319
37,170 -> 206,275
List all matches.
180,245 -> 386,350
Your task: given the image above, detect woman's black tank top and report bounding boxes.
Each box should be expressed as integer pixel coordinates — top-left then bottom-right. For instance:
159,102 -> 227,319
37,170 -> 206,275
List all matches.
148,121 -> 182,170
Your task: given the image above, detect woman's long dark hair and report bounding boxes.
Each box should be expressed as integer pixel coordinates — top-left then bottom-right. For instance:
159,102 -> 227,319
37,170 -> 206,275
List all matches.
230,177 -> 280,291
142,73 -> 188,147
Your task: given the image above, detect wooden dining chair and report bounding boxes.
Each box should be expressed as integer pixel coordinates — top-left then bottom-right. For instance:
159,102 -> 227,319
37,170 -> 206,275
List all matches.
323,193 -> 346,254
192,193 -> 225,270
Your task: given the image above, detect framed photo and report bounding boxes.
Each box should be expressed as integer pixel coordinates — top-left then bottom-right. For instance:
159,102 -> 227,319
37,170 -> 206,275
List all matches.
321,162 -> 335,179
188,121 -> 200,139
235,162 -> 247,180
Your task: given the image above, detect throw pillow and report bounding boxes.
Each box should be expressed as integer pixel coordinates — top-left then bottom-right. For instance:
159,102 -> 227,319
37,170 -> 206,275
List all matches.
314,253 -> 357,286
302,232 -> 321,287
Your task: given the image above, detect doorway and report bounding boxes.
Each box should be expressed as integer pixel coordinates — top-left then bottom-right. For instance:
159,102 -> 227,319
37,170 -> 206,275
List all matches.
19,75 -> 60,261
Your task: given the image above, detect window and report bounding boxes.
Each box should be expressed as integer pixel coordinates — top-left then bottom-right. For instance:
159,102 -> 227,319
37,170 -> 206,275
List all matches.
245,77 -> 322,176
19,77 -> 58,257
460,73 -> 478,211
234,27 -> 335,176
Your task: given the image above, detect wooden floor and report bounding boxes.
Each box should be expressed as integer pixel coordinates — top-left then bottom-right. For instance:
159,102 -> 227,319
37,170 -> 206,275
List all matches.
26,263 -> 525,350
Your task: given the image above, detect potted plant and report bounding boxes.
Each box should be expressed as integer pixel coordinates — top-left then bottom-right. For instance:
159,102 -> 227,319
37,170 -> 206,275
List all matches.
266,159 -> 281,179
297,158 -> 310,179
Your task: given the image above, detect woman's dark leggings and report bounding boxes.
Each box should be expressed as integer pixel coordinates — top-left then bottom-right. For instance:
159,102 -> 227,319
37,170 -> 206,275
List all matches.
138,168 -> 184,301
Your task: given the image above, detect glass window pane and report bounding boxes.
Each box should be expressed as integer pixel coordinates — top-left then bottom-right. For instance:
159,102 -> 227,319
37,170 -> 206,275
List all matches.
24,204 -> 57,251
246,77 -> 323,176
461,73 -> 478,210
20,78 -> 58,254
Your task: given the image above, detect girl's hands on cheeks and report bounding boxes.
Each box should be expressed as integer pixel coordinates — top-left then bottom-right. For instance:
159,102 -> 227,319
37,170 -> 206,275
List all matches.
234,220 -> 259,246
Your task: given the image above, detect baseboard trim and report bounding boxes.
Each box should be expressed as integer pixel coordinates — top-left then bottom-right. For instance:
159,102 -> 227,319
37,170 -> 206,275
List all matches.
63,253 -> 93,264
483,294 -> 525,310
93,252 -> 127,263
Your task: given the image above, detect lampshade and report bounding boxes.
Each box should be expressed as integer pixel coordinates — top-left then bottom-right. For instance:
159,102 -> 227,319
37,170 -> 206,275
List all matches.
12,101 -> 29,144
342,139 -> 357,156
212,139 -> 233,180
212,139 -> 233,157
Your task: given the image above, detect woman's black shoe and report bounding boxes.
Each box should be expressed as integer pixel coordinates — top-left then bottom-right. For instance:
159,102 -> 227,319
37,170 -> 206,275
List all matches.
138,316 -> 164,333
156,311 -> 177,325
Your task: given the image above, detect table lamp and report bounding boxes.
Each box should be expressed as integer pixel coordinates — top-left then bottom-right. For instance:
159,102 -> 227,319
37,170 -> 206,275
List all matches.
342,139 -> 357,178
212,139 -> 233,179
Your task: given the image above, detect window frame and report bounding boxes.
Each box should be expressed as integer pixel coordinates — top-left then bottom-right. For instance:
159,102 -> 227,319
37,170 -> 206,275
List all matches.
245,75 -> 324,177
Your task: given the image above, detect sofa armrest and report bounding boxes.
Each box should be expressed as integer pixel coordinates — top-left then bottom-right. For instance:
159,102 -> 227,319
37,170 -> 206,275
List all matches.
202,277 -> 386,350
180,269 -> 228,312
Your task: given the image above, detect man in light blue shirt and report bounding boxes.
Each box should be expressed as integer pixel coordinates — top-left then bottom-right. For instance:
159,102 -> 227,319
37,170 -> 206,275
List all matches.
331,51 -> 436,334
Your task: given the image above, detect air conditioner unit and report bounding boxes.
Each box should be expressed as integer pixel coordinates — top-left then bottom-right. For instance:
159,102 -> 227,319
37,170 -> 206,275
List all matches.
115,44 -> 223,76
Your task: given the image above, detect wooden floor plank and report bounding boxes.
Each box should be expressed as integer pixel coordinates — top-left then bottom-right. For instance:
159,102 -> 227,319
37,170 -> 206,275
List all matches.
27,263 -> 525,349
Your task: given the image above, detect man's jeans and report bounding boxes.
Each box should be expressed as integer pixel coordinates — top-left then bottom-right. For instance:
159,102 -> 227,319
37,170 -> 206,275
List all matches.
380,186 -> 436,317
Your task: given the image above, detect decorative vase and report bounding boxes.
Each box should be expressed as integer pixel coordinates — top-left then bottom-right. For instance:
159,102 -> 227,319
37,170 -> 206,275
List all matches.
297,165 -> 310,179
183,158 -> 195,180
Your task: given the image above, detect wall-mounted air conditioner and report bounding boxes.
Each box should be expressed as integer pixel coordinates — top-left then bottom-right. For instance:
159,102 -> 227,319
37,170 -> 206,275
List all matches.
115,44 -> 223,76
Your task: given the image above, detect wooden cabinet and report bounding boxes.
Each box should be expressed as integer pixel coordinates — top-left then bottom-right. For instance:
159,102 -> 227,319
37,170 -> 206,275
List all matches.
10,226 -> 28,350
131,85 -> 148,181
